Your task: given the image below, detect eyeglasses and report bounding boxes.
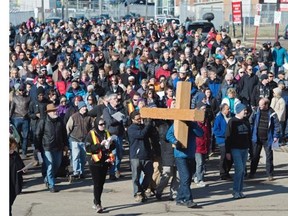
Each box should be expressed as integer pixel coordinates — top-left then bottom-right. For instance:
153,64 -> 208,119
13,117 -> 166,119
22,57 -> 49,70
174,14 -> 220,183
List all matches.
98,123 -> 106,126
38,77 -> 44,79
134,117 -> 141,121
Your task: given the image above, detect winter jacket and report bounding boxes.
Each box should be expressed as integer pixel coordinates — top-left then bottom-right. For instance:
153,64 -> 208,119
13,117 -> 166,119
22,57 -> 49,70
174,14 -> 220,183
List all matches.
213,112 -> 229,146
272,47 -> 288,67
10,94 -> 31,119
270,97 -> 286,122
195,120 -> 211,154
250,107 -> 281,146
103,103 -> 127,136
128,121 -> 152,160
36,115 -> 68,151
166,122 -> 204,159
66,112 -> 93,142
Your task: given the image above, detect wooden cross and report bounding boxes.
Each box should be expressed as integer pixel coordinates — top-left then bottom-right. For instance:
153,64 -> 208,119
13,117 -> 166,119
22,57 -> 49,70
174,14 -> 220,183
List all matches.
140,81 -> 205,148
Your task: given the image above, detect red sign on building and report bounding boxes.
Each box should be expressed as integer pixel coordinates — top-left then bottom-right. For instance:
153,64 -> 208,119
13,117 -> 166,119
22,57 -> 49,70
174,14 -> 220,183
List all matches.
232,1 -> 242,24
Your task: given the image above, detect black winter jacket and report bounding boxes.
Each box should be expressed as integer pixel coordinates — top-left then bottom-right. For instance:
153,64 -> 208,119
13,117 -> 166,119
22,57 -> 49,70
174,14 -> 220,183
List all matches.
35,115 -> 68,151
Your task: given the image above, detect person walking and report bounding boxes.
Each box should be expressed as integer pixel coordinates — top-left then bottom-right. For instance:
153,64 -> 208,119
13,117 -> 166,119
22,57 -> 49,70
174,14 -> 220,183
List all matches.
10,137 -> 25,216
35,104 -> 69,192
225,103 -> 252,199
66,101 -> 93,179
9,83 -> 31,159
85,117 -> 116,213
249,98 -> 281,181
166,119 -> 204,208
213,103 -> 233,180
103,93 -> 127,180
127,110 -> 153,203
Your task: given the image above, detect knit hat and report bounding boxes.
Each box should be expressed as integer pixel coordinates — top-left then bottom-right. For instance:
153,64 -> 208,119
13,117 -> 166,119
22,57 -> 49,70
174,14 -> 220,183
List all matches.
78,101 -> 87,110
260,74 -> 268,81
37,86 -> 45,95
235,103 -> 246,114
273,87 -> 282,96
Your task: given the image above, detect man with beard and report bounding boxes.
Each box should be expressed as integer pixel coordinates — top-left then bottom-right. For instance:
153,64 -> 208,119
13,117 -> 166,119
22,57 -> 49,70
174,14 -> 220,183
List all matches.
36,104 -> 68,192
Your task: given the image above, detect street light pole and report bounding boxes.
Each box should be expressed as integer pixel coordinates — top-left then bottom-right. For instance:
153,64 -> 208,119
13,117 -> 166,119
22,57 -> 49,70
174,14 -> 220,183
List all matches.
275,0 -> 280,42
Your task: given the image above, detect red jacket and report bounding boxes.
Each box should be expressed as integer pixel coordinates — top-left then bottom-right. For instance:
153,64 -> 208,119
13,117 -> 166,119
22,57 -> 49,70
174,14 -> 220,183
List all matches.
155,67 -> 171,81
195,120 -> 211,154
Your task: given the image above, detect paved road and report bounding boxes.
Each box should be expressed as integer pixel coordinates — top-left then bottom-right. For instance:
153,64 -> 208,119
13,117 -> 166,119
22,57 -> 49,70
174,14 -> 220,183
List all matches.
11,145 -> 288,216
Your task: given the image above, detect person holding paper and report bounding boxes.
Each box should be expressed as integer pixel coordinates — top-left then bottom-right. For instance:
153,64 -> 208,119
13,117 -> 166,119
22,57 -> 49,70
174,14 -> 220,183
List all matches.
85,117 -> 116,213
103,93 -> 127,180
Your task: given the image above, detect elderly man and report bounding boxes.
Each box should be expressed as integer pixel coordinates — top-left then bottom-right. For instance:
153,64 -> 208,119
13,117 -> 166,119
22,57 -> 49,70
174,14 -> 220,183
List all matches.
249,98 -> 280,181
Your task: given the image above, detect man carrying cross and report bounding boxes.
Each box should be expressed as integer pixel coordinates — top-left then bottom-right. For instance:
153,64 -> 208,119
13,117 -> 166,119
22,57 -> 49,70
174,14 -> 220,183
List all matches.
139,81 -> 204,207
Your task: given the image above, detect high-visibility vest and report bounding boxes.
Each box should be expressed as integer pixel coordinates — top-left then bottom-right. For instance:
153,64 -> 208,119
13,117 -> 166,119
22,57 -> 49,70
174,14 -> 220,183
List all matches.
87,130 -> 110,162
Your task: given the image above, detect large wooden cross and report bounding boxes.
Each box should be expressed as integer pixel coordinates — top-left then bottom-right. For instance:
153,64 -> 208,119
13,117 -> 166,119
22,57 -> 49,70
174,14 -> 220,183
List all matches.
140,81 -> 204,148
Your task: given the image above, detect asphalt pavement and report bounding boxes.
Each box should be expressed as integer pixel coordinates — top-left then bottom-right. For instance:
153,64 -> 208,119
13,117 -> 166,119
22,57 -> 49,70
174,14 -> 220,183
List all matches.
11,144 -> 288,216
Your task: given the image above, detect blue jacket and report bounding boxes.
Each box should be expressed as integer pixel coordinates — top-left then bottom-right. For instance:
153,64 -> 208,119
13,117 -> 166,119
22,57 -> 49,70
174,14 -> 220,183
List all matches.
250,107 -> 280,146
272,47 -> 288,67
213,112 -> 228,146
173,78 -> 197,95
166,122 -> 204,159
208,78 -> 221,99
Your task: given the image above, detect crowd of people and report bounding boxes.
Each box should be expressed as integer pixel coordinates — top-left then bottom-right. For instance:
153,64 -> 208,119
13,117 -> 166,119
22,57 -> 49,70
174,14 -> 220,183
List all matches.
9,15 -> 288,213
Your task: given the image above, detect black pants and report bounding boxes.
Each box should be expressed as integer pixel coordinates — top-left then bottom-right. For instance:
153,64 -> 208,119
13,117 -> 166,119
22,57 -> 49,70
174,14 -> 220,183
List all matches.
89,164 -> 109,205
219,145 -> 233,178
250,140 -> 274,177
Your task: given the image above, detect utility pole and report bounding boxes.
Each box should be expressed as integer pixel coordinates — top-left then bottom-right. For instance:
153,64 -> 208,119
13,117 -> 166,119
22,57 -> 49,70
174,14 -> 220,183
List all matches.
145,0 -> 148,21
275,0 -> 280,42
65,0 -> 68,20
41,0 -> 45,22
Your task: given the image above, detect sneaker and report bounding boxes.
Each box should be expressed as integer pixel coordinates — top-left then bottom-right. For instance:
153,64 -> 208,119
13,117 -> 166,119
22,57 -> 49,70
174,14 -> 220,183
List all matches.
49,187 -> 59,193
267,176 -> 274,181
176,200 -> 198,208
145,189 -> 152,197
233,192 -> 241,199
239,192 -> 246,198
186,200 -> 198,208
115,171 -> 123,178
134,193 -> 143,203
196,181 -> 206,188
93,204 -> 103,213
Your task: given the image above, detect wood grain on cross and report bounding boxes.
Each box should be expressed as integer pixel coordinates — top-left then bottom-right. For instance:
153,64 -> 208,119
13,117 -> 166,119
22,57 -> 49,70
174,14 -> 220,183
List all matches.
140,81 -> 205,148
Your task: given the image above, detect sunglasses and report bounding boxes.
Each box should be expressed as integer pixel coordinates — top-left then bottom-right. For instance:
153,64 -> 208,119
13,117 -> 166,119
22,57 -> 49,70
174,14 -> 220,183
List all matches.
98,123 -> 106,126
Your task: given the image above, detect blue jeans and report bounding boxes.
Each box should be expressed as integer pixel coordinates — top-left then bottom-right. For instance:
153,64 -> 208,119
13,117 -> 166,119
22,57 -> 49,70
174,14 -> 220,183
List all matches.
130,159 -> 153,196
231,148 -> 248,194
195,153 -> 206,182
70,139 -> 86,176
110,135 -> 123,175
175,157 -> 196,203
12,117 -> 30,155
44,151 -> 62,189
